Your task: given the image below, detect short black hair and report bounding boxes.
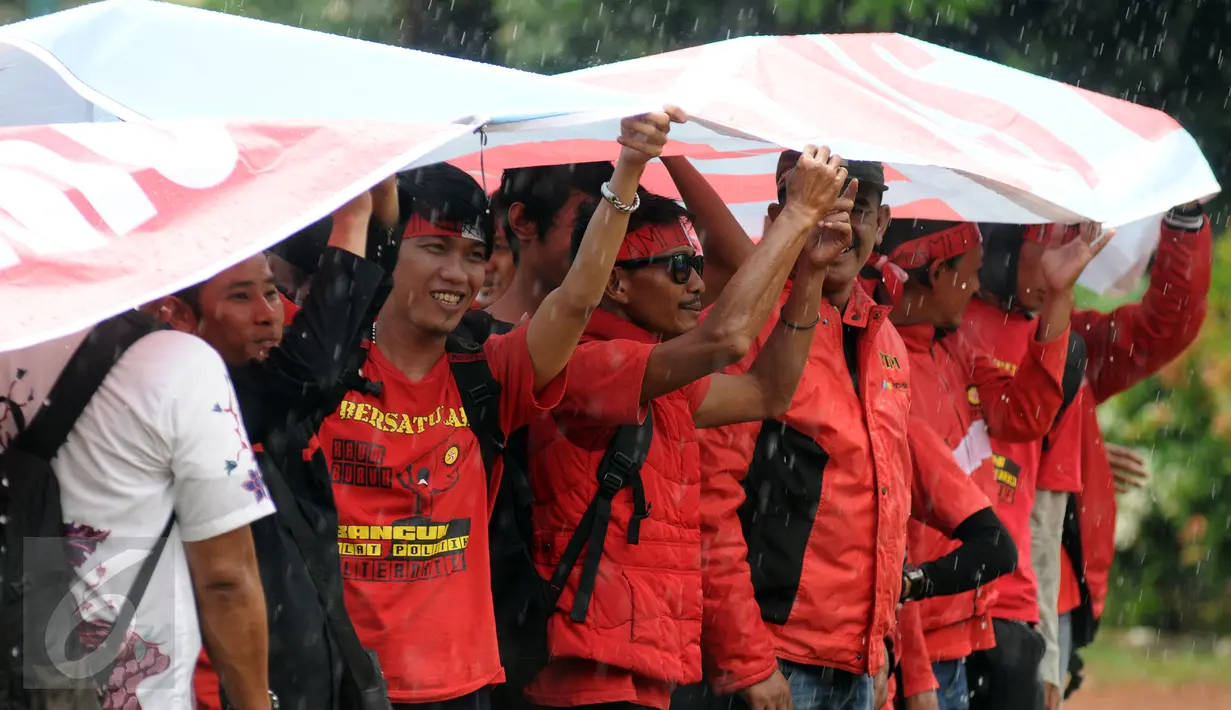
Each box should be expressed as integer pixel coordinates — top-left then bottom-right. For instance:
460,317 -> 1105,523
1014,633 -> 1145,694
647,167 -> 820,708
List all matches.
487,191 -> 519,266
397,163 -> 493,257
496,162 -> 614,242
569,190 -> 694,261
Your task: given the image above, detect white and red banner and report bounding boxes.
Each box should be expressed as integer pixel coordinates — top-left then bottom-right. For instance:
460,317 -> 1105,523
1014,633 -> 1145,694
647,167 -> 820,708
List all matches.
0,119 -> 471,352
559,34 -> 1220,291
0,3 -> 1220,297
562,34 -> 1219,228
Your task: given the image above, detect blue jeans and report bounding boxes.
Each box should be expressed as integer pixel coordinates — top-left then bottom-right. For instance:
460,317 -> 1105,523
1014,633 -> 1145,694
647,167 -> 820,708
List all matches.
779,659 -> 874,710
932,659 -> 970,710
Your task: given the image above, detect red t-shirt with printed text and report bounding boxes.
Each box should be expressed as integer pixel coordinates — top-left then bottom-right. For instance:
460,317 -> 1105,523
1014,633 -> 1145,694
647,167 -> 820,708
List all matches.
320,326 -> 565,703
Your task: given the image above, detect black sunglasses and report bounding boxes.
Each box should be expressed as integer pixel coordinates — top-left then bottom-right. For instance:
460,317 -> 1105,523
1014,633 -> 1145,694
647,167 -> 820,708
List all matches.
615,253 -> 705,285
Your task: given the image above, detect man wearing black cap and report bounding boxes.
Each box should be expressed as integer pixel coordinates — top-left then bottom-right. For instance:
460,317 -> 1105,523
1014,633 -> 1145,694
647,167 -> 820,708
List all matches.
695,151 -> 919,710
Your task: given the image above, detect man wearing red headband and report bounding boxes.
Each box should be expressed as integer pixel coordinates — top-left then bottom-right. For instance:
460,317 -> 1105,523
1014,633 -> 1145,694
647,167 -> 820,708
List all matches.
522,145 -> 852,710
970,203 -> 1211,710
313,110 -> 685,710
958,222 -> 1092,710
873,218 -> 1110,710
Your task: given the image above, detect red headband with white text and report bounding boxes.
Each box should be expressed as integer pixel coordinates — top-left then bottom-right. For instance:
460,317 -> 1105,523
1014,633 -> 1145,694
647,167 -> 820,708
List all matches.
402,211 -> 485,243
616,219 -> 700,262
886,222 -> 983,270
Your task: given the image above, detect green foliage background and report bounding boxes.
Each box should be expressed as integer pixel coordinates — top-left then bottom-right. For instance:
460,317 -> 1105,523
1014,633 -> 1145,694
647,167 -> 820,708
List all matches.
7,0 -> 1229,632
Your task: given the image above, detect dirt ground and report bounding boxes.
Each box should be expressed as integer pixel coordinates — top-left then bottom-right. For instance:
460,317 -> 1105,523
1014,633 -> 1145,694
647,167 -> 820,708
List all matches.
1058,629 -> 1231,709
1068,680 -> 1231,710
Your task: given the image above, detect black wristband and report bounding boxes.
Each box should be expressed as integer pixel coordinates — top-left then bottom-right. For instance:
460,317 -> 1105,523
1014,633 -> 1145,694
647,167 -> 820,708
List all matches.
780,308 -> 821,331
1165,203 -> 1204,232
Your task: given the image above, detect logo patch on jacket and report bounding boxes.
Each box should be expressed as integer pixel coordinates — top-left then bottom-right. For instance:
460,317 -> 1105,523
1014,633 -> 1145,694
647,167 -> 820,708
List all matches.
879,351 -> 903,370
992,454 -> 1021,504
992,357 -> 1019,376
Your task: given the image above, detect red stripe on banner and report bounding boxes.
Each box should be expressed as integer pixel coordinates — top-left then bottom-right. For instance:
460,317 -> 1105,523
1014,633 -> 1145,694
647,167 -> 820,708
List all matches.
449,139 -> 620,173
884,164 -> 909,183
818,35 -> 1100,188
886,198 -> 967,221
0,120 -> 465,352
721,42 -> 976,173
640,164 -> 778,203
1069,85 -> 1180,142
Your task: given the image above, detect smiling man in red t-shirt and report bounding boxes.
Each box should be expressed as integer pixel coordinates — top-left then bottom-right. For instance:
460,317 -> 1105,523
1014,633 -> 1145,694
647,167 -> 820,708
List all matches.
317,110 -> 686,709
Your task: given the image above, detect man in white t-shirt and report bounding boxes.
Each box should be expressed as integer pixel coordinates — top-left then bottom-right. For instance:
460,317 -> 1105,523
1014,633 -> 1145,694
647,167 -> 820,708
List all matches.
0,325 -> 276,710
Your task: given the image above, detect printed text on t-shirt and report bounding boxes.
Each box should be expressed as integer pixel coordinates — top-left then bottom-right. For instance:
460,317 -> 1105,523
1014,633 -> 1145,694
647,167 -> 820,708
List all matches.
336,399 -> 469,434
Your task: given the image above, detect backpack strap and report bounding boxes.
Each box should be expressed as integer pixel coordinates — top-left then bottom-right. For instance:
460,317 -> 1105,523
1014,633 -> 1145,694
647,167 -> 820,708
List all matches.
8,311 -> 175,692
446,326 -> 504,489
92,513 -> 175,690
260,445 -> 387,700
547,410 -> 655,623
14,311 -> 164,460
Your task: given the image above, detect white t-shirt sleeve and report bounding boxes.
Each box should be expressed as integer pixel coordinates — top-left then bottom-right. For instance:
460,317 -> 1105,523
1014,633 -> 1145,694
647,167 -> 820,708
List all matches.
164,337 -> 276,542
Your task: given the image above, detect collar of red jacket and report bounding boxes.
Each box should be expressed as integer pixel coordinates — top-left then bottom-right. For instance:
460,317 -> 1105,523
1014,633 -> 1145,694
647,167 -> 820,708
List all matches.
895,321 -> 940,352
585,307 -> 663,344
836,280 -> 884,328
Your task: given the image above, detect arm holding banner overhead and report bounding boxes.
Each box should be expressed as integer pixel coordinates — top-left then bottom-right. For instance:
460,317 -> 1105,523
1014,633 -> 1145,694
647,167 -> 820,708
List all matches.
523,107 -> 688,392
1080,203 -> 1212,403
641,147 -> 848,407
693,180 -> 856,429
662,155 -> 756,306
229,182 -> 392,442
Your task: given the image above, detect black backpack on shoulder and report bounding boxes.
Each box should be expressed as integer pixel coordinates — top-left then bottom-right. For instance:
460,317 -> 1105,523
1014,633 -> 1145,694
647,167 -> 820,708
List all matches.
0,311 -> 173,710
444,310 -> 655,702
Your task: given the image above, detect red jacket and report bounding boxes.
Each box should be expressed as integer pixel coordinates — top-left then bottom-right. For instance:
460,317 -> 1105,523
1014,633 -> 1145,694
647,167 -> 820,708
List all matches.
699,285 -> 911,689
898,320 -> 1067,659
1058,213 -> 1211,618
961,299 -> 1069,624
887,603 -> 938,708
892,418 -> 996,699
525,308 -> 710,710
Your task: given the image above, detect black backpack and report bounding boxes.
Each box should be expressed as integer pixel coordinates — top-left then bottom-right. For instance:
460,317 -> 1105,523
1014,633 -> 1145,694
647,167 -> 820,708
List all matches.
0,312 -> 173,710
395,310 -> 655,701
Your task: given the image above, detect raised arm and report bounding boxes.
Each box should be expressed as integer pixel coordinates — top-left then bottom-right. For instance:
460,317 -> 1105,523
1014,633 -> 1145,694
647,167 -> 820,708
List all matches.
523,108 -> 687,391
640,145 -> 848,404
693,182 -> 857,429
661,155 -> 756,305
1033,221 -> 1116,344
1080,204 -> 1212,403
969,221 -> 1113,443
230,185 -> 389,442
